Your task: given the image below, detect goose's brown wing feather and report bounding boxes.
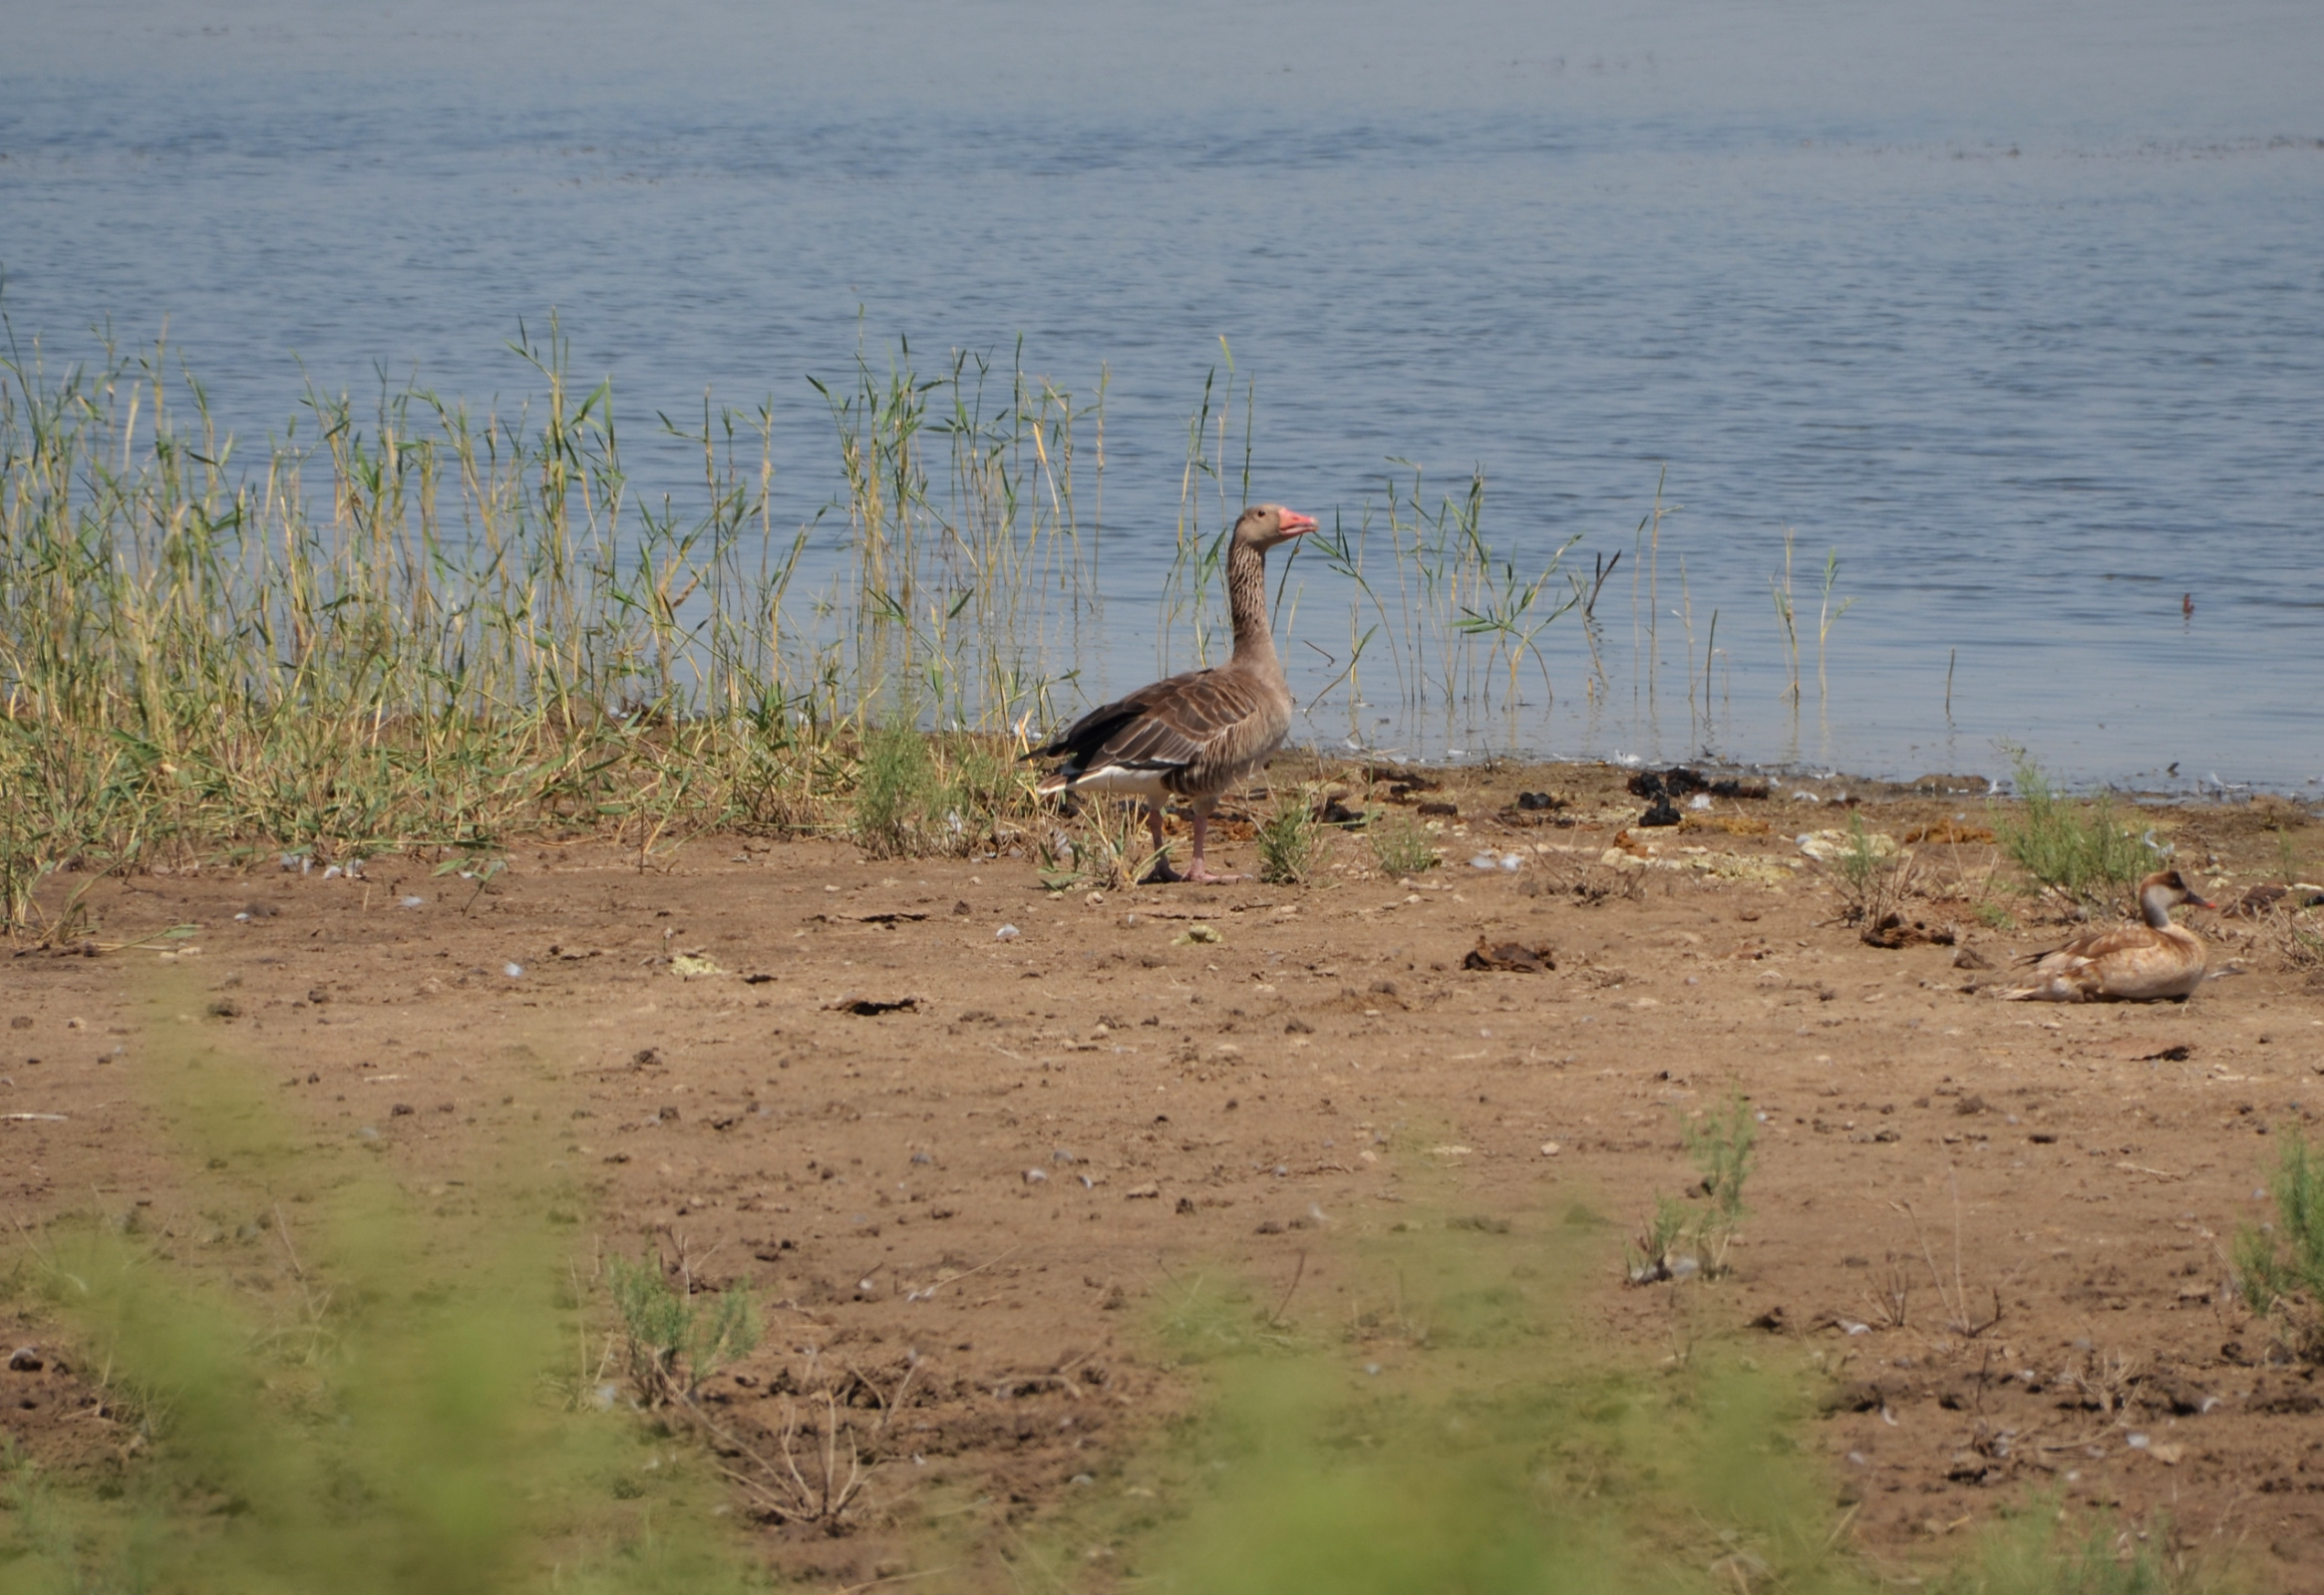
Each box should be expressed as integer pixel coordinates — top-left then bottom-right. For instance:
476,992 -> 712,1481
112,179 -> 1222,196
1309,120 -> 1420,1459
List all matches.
1030,668 -> 1279,791
2021,925 -> 2163,969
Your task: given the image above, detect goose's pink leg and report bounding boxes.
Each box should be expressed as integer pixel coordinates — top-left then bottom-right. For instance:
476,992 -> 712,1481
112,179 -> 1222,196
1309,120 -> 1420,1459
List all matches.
1183,810 -> 1242,885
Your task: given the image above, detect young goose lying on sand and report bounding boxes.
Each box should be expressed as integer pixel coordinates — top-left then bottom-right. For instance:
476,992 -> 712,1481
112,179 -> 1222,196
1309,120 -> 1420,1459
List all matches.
1026,503 -> 1316,883
1993,869 -> 2216,1002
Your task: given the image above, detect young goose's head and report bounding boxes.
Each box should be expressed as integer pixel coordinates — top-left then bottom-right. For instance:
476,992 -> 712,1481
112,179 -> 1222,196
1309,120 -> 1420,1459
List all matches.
2138,868 -> 2215,926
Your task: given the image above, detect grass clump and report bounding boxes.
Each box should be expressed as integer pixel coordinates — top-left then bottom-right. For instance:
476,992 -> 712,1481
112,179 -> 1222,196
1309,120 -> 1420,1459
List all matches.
1628,1091 -> 1758,1282
1037,795 -> 1164,891
1367,809 -> 1440,876
1255,787 -> 1328,884
2235,1127 -> 2324,1359
1998,752 -> 2160,911
1814,809 -> 1920,940
1930,1503 -> 2211,1595
1079,1208 -> 2229,1595
850,722 -> 1029,859
607,1256 -> 761,1407
0,982 -> 766,1594
851,721 -> 943,856
1119,1218 -> 1863,1595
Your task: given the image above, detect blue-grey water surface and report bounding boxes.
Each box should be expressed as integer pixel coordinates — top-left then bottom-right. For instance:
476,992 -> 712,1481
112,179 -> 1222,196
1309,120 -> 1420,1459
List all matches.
6,0 -> 2321,790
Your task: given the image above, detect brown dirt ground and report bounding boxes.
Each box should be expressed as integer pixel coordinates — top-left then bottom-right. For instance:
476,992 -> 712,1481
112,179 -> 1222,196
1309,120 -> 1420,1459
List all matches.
6,761 -> 2324,1587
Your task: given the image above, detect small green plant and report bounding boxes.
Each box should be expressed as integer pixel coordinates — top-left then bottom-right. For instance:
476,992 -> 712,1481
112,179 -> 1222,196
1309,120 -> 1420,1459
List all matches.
2267,907 -> 2324,972
1038,794 -> 1162,890
1368,809 -> 1441,876
1931,1500 -> 2210,1595
1686,1093 -> 1756,1238
1972,898 -> 2017,930
1815,809 -> 1918,939
606,1255 -> 761,1406
1997,751 -> 2160,909
1631,1092 -> 1757,1282
1625,1192 -> 1696,1284
2234,1128 -> 2324,1359
1255,788 -> 1328,884
850,719 -> 942,857
1816,545 -> 1854,704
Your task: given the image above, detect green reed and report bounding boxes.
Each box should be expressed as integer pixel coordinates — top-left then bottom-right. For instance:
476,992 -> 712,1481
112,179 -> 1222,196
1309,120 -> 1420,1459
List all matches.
1292,460 -> 1580,750
0,319 -> 1101,931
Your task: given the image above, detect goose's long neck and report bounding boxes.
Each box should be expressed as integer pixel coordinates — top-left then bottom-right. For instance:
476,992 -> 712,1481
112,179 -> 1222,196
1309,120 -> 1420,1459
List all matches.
1225,540 -> 1280,677
2139,886 -> 2174,930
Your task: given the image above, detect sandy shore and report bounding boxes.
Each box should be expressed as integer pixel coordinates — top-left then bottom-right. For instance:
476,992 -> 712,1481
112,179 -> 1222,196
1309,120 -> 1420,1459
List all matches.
6,761 -> 2320,1586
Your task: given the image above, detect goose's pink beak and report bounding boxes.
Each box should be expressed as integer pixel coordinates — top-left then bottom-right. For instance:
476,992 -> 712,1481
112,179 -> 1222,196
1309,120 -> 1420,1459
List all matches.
1280,510 -> 1318,536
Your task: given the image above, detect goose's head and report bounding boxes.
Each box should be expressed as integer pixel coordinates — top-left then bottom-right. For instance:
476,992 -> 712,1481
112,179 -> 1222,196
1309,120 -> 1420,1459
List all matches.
2140,869 -> 2216,912
1233,503 -> 1319,552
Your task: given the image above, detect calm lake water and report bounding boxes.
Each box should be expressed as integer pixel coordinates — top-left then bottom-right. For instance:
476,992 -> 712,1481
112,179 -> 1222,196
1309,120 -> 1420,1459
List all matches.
7,0 -> 2322,791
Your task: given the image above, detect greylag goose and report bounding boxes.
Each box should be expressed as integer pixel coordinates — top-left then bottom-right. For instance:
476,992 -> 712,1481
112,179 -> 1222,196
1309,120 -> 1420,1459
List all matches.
1993,869 -> 2215,1002
1027,503 -> 1317,883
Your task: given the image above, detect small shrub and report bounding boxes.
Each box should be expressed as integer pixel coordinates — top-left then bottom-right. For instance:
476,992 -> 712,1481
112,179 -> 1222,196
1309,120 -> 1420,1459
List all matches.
934,734 -> 1029,851
1631,1092 -> 1756,1282
1685,1094 -> 1756,1242
850,721 -> 942,857
1038,795 -> 1162,891
607,1256 -> 760,1406
1814,810 -> 1918,939
1997,751 -> 2159,909
1368,810 -> 1440,876
1255,789 -> 1327,884
2235,1128 -> 2324,1359
1625,1193 -> 1695,1284
1932,1501 -> 2210,1595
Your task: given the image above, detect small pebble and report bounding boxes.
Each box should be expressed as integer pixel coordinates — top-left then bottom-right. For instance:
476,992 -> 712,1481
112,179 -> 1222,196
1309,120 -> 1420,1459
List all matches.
503,963 -> 524,979
995,924 -> 1021,941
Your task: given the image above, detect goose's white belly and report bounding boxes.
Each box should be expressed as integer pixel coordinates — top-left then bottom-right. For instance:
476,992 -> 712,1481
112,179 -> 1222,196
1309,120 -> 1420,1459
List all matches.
1061,764 -> 1172,803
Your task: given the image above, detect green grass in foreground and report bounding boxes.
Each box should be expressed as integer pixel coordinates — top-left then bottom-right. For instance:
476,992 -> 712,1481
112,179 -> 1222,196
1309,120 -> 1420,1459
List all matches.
0,976 -> 765,1595
1012,1206 -> 2225,1595
1,992 -> 2234,1593
2236,1127 -> 2324,1362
